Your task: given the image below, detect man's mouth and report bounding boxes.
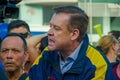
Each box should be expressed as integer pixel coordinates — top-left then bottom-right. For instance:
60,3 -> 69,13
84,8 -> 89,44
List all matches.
5,62 -> 14,66
48,38 -> 55,46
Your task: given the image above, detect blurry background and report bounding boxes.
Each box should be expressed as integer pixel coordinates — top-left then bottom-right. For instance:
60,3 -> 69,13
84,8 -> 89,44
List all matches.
0,0 -> 120,44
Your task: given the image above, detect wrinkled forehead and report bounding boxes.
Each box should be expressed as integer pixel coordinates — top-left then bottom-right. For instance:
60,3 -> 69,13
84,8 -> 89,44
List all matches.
0,37 -> 24,51
5,36 -> 22,42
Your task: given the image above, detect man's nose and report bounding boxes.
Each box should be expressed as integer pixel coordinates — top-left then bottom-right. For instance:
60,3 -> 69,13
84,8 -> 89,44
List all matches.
6,51 -> 13,59
48,28 -> 53,36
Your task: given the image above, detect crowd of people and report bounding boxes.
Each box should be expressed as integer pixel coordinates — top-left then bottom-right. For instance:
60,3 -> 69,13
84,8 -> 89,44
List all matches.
0,5 -> 120,80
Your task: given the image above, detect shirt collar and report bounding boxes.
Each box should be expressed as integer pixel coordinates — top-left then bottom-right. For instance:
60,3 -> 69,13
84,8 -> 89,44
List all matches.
68,41 -> 83,61
58,41 -> 83,61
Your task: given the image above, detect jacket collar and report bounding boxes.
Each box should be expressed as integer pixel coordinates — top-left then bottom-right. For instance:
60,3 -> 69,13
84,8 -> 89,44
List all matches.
43,34 -> 95,74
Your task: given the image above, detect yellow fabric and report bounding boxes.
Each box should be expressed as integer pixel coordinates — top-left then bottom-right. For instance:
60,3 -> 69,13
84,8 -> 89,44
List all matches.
32,54 -> 42,66
26,46 -> 107,80
86,45 -> 107,80
32,47 -> 48,65
25,47 -> 48,80
25,77 -> 29,80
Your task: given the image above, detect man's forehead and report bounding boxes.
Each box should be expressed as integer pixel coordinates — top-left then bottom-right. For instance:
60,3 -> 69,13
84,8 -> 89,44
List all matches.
2,36 -> 23,44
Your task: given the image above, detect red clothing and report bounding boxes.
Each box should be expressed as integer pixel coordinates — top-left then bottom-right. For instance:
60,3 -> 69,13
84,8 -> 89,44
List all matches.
113,64 -> 120,80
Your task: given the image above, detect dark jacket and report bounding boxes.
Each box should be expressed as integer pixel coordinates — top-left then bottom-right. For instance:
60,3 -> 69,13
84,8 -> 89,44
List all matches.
29,34 -> 116,80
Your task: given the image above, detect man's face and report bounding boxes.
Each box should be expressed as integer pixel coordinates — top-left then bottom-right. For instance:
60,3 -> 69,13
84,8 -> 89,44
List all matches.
48,13 -> 73,51
116,38 -> 120,58
10,26 -> 31,38
0,36 -> 26,72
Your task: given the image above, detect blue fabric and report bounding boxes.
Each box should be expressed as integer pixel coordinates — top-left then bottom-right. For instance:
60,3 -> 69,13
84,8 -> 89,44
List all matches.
95,46 -> 117,80
60,55 -> 74,74
0,23 -> 8,40
0,61 -> 4,70
0,67 -> 8,80
59,41 -> 83,74
29,34 -> 117,80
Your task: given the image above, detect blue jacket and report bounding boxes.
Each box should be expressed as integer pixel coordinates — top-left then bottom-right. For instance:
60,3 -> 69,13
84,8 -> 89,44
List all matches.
29,34 -> 116,80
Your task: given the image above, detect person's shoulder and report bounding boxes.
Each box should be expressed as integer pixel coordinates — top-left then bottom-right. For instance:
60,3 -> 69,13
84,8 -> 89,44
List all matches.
87,45 -> 104,58
86,45 -> 109,66
0,68 -> 8,80
86,45 -> 116,80
42,47 -> 58,57
19,73 -> 28,80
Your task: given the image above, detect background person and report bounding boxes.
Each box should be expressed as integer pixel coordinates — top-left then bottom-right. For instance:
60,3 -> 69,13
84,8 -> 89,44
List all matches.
0,33 -> 28,80
26,34 -> 47,66
108,30 -> 120,40
25,34 -> 48,80
8,19 -> 31,38
8,19 -> 48,72
7,19 -> 32,72
112,37 -> 120,80
96,35 -> 119,63
108,30 -> 120,62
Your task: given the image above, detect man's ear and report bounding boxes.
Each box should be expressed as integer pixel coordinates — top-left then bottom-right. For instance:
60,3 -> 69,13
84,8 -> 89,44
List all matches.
71,29 -> 79,41
22,52 -> 29,69
36,42 -> 41,54
24,52 -> 29,64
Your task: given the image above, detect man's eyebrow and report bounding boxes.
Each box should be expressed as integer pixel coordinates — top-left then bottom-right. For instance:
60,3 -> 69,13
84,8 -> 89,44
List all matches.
48,22 -> 59,27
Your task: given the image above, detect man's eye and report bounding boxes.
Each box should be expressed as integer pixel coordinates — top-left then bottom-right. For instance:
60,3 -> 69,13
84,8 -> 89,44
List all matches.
1,50 -> 8,54
49,23 -> 61,30
13,49 -> 20,53
53,25 -> 61,30
54,26 -> 60,30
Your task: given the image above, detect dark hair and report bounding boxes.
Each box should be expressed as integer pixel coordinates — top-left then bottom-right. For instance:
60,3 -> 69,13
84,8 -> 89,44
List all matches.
108,30 -> 120,40
8,20 -> 30,33
0,33 -> 27,53
39,36 -> 48,52
53,6 -> 89,41
0,38 -> 2,45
